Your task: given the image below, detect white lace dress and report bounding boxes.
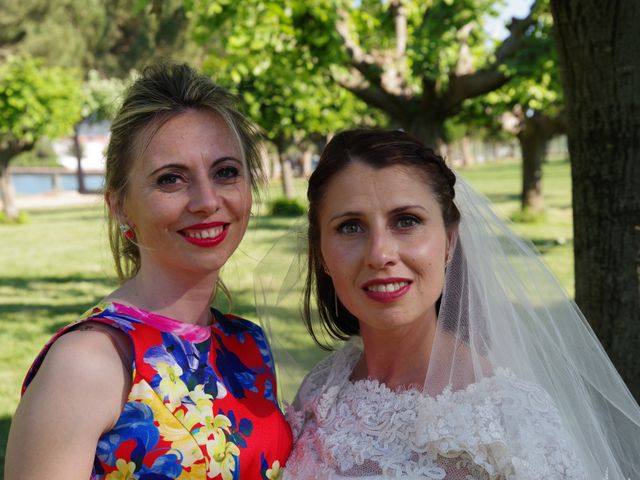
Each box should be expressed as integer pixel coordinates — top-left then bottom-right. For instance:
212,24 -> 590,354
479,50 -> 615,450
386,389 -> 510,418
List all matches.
284,338 -> 587,479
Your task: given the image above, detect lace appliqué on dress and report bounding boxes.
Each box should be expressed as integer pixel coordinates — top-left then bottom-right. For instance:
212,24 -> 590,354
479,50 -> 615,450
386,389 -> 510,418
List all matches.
284,339 -> 587,479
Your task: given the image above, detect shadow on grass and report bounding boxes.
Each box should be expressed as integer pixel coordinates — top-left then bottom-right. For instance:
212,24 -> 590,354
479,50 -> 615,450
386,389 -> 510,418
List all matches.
26,205 -> 104,217
530,237 -> 573,254
0,274 -> 114,333
0,274 -> 114,290
0,300 -> 106,333
484,192 -> 520,204
249,216 -> 304,231
0,414 -> 12,480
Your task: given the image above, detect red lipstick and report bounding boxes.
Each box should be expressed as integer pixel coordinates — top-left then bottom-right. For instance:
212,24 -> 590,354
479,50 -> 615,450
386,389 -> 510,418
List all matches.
361,278 -> 412,303
179,221 -> 228,247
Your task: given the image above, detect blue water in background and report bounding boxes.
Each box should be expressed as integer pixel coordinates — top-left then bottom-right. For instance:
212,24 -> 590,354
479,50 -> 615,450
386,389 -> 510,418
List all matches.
12,174 -> 104,195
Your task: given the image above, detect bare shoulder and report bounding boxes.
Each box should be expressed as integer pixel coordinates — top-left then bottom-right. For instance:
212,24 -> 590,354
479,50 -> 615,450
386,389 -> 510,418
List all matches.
4,327 -> 132,479
22,326 -> 132,429
71,320 -> 133,368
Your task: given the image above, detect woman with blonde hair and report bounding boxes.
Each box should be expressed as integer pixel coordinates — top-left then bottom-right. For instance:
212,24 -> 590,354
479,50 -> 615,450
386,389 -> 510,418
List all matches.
6,64 -> 292,479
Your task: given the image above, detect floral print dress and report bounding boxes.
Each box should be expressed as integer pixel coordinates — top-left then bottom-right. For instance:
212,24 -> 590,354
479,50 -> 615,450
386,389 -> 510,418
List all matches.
22,303 -> 292,479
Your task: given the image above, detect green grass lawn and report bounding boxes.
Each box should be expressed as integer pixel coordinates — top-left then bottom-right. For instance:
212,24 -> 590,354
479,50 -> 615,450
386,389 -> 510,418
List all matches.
0,156 -> 573,474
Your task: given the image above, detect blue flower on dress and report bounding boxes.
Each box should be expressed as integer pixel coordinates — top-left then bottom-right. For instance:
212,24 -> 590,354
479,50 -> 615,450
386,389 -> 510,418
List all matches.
264,378 -> 275,403
215,313 -> 254,342
96,402 -> 160,466
251,328 -> 275,371
144,332 -> 219,403
137,453 -> 183,479
214,333 -> 258,398
91,305 -> 139,333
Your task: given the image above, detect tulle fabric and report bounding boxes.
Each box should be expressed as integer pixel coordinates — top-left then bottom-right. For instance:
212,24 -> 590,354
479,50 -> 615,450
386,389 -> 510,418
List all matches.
255,176 -> 640,479
435,178 -> 640,479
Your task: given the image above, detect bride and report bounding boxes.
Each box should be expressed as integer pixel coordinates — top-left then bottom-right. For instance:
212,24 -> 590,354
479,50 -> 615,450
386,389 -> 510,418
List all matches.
269,129 -> 640,479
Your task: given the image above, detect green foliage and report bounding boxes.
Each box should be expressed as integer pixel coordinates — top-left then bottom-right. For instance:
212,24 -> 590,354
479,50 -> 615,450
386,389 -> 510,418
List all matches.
189,0 -> 385,147
80,70 -> 127,121
0,56 -> 82,147
183,0 -> 542,147
1,0 -> 198,79
96,0 -> 198,76
457,0 -> 562,135
348,0 -> 497,88
268,197 -> 306,216
0,0 -> 105,70
11,140 -> 58,167
510,207 -> 547,224
0,210 -> 29,224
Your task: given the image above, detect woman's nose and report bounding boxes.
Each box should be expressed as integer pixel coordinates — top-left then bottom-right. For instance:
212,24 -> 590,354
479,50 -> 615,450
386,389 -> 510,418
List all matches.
188,179 -> 221,215
366,229 -> 398,269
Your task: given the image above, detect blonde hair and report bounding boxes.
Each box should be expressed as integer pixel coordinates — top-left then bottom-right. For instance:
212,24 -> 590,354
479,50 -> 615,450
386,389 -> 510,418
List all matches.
105,63 -> 263,282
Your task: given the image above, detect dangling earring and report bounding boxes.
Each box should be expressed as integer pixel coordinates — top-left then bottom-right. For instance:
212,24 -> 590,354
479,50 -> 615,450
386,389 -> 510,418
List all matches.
119,223 -> 134,241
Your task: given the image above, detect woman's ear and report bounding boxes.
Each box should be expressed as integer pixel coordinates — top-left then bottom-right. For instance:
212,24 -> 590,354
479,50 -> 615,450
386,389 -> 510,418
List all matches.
106,190 -> 129,226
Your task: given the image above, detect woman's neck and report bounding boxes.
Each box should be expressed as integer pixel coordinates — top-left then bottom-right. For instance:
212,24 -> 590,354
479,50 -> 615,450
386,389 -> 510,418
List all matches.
353,316 -> 437,390
105,263 -> 219,326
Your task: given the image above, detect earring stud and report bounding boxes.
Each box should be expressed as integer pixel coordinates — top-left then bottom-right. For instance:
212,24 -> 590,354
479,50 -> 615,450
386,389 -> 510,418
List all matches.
119,223 -> 135,240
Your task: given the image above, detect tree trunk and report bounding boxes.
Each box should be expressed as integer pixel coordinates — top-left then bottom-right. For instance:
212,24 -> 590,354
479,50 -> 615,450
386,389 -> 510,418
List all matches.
518,125 -> 547,212
275,141 -> 295,199
301,145 -> 314,178
258,142 -> 272,182
551,1 -> 640,399
0,161 -> 18,220
72,124 -> 87,194
0,144 -> 30,220
406,115 -> 446,153
460,136 -> 475,167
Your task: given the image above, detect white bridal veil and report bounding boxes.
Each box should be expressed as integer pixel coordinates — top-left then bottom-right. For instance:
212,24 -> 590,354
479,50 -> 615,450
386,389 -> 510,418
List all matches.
255,175 -> 640,479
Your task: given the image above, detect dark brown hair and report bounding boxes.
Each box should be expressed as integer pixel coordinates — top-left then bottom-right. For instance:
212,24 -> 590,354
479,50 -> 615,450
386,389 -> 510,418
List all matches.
303,129 -> 460,348
105,63 -> 263,282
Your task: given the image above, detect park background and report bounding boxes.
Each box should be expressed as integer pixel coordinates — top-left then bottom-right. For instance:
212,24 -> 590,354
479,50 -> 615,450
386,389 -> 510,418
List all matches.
1,0 -> 638,476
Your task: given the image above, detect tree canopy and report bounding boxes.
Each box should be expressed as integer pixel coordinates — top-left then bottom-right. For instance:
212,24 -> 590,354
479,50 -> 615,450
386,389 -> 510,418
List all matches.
189,0 -> 384,196
1,0 -> 196,77
458,0 -> 564,211
185,0 -> 539,148
0,56 -> 82,218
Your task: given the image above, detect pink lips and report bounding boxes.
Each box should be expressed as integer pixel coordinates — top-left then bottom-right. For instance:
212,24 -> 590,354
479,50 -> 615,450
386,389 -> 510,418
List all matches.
179,221 -> 228,247
361,277 -> 412,303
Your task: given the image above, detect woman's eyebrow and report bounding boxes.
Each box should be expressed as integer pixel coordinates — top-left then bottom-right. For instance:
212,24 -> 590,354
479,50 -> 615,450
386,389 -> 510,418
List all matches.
147,163 -> 188,177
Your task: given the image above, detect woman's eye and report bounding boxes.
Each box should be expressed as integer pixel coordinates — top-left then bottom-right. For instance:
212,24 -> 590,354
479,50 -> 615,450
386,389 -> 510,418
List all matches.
338,221 -> 363,234
157,173 -> 183,186
397,216 -> 420,229
215,166 -> 240,180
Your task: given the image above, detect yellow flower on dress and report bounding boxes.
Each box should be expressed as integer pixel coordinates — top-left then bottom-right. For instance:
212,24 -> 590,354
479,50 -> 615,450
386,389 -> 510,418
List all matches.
156,361 -> 189,406
189,411 -> 233,446
177,462 -> 208,480
266,460 -> 282,480
155,409 -> 203,467
129,380 -> 156,403
189,384 -> 214,412
207,431 -> 240,480
211,413 -> 232,433
105,458 -> 137,480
